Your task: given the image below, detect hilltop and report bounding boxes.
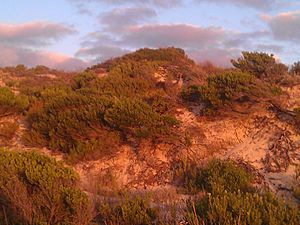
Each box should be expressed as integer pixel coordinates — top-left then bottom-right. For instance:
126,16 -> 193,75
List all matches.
0,47 -> 300,224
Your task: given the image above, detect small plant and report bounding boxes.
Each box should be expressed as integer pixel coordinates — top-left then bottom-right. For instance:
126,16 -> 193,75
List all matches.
0,87 -> 29,116
268,83 -> 283,96
293,164 -> 300,201
175,159 -> 253,194
97,195 -> 160,225
290,61 -> 300,76
186,190 -> 300,225
0,122 -> 18,144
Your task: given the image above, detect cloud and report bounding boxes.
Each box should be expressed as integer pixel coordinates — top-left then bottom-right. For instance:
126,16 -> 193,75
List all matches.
68,0 -> 181,8
121,24 -> 226,48
76,45 -> 129,62
0,44 -> 87,70
100,7 -> 157,33
77,22 -> 243,65
262,10 -> 300,42
188,48 -> 240,67
0,21 -> 76,47
255,44 -> 283,52
195,0 -> 285,10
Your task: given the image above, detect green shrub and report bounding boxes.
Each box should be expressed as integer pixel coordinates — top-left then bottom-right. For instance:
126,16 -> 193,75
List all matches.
290,61 -> 300,76
0,122 -> 18,143
186,191 -> 300,225
0,87 -> 29,116
97,195 -> 160,225
293,165 -> 300,201
182,71 -> 253,110
183,159 -> 300,225
175,159 -> 253,194
267,83 -> 283,96
24,82 -> 178,160
103,98 -> 178,138
0,149 -> 93,224
231,51 -> 288,81
196,159 -> 253,194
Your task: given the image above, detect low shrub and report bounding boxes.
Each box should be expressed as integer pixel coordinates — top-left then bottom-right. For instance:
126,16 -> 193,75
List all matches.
186,190 -> 300,225
182,71 -> 254,110
175,159 -> 253,194
293,165 -> 300,201
0,122 -> 18,144
182,159 -> 300,225
97,195 -> 160,225
290,61 -> 300,76
0,149 -> 93,224
0,87 -> 29,116
24,82 -> 178,161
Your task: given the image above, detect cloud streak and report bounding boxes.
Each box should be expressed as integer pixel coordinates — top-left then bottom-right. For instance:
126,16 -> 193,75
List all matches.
0,21 -> 76,47
68,0 -> 181,9
100,7 -> 157,33
0,44 -> 87,70
195,0 -> 285,10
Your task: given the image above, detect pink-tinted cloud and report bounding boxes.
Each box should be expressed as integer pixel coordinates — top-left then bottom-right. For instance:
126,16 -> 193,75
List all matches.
0,21 -> 76,47
188,47 -> 240,67
76,45 -> 129,62
195,0 -> 285,10
77,22 -> 244,66
100,7 -> 157,33
69,0 -> 181,8
0,44 -> 87,70
122,24 -> 226,48
262,10 -> 300,42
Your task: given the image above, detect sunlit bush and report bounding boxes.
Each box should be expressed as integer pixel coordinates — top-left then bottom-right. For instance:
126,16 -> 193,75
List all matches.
0,149 -> 93,224
0,87 -> 29,116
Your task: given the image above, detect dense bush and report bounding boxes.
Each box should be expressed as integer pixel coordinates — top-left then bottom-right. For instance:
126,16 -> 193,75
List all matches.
0,149 -> 93,224
290,61 -> 300,76
97,195 -> 160,225
182,159 -> 300,225
293,165 -> 300,201
23,89 -> 120,160
175,159 -> 253,194
182,71 -> 254,110
231,51 -> 288,81
0,122 -> 18,144
0,87 -> 29,116
24,72 -> 178,161
186,190 -> 300,225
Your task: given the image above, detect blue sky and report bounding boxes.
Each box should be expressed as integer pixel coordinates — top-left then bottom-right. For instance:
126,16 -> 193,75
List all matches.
0,0 -> 300,70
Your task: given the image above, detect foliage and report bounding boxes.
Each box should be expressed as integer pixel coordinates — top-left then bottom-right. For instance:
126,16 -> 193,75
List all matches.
290,61 -> 300,76
103,97 -> 178,138
24,73 -> 178,161
0,87 -> 29,116
0,122 -> 18,144
267,83 -> 283,96
97,195 -> 160,225
293,165 -> 300,201
182,71 -> 254,110
231,51 -> 288,81
186,190 -> 300,225
182,159 -> 300,225
175,159 -> 253,194
0,149 -> 93,225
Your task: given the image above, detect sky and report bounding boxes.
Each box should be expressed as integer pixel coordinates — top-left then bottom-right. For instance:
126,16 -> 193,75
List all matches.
0,0 -> 300,70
